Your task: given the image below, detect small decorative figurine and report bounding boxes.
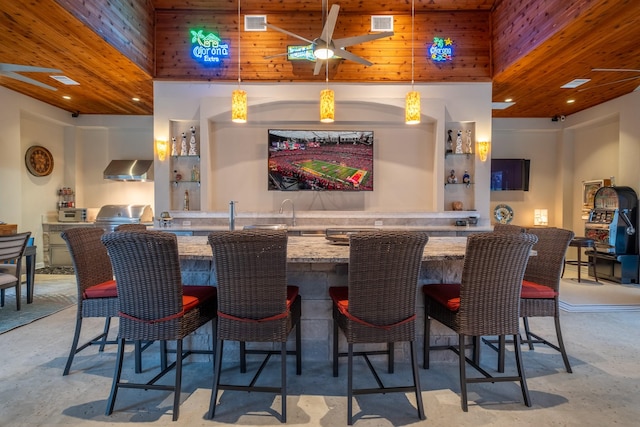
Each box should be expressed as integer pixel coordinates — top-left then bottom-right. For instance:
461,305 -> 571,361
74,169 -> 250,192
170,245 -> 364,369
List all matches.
463,170 -> 471,184
455,130 -> 463,154
171,137 -> 177,156
466,129 -> 473,153
446,129 -> 453,153
180,132 -> 188,156
188,126 -> 197,156
447,169 -> 458,184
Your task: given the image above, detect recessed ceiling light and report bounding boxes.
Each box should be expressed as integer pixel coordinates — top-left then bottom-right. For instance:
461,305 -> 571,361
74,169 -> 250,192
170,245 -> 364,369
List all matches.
504,98 -> 513,102
132,97 -> 140,102
561,79 -> 590,89
567,99 -> 575,104
492,101 -> 516,110
62,95 -> 71,100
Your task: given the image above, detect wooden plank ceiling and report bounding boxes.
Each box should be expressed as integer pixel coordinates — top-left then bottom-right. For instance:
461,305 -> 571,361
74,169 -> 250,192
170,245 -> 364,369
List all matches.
0,0 -> 638,118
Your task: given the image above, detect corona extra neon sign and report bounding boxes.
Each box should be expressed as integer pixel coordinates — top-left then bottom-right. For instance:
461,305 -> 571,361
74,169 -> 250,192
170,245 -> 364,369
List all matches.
429,37 -> 454,62
190,29 -> 230,64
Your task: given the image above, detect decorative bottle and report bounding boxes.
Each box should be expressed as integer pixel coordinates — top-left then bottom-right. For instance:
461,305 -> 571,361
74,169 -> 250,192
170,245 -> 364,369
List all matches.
183,190 -> 190,211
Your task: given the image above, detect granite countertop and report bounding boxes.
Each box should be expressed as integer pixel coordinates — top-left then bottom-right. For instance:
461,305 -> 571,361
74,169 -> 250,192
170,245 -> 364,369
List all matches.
177,235 -> 467,263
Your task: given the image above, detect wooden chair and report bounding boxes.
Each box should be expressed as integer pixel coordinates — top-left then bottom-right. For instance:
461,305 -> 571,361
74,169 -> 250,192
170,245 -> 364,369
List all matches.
330,231 -> 429,425
0,232 -> 31,311
61,227 -> 119,376
101,230 -> 217,421
207,229 -> 301,423
423,232 -> 538,411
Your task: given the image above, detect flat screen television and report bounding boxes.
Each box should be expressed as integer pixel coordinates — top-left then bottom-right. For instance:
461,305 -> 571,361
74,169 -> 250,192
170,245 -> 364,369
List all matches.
268,129 -> 374,191
491,158 -> 530,191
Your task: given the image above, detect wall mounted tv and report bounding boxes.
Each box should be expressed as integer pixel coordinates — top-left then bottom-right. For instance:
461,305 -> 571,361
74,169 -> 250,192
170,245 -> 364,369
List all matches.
491,158 -> 531,191
268,129 -> 374,191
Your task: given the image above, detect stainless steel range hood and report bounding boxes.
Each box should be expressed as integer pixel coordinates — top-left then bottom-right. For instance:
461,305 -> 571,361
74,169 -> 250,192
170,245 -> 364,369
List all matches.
103,160 -> 154,182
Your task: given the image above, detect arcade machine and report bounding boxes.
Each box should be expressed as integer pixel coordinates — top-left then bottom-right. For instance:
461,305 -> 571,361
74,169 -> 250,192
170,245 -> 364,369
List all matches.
584,186 -> 639,284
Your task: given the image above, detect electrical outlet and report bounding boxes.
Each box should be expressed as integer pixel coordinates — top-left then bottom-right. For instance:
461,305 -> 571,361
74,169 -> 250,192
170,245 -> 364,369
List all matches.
374,220 -> 383,226
182,220 -> 191,226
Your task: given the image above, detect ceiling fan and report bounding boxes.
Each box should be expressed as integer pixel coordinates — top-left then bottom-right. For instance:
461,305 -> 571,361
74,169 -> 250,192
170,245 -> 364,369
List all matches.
577,68 -> 640,92
0,63 -> 62,91
263,4 -> 394,75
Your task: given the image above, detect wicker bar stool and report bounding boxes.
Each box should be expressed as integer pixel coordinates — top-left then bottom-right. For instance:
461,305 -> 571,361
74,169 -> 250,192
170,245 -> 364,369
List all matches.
207,230 -> 301,423
101,231 -> 217,421
330,230 -> 429,425
423,232 -> 538,411
114,223 -> 148,232
61,227 -> 119,375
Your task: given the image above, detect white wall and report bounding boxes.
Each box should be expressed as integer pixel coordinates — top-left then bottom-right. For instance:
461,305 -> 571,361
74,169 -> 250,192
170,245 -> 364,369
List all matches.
492,90 -> 640,237
153,82 -> 493,216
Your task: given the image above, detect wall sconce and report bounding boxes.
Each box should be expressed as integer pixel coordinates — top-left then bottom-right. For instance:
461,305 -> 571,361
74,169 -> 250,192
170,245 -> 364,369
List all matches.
477,140 -> 490,162
156,139 -> 168,161
320,88 -> 334,123
534,209 -> 548,226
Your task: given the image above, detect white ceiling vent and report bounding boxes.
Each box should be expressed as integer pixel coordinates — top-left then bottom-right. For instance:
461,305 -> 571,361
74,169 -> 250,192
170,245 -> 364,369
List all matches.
371,16 -> 393,32
49,75 -> 79,85
245,15 -> 267,31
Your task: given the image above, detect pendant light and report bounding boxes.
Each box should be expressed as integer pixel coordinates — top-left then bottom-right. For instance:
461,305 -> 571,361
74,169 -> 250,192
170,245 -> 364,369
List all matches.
231,0 -> 247,123
320,0 -> 334,123
405,0 -> 420,124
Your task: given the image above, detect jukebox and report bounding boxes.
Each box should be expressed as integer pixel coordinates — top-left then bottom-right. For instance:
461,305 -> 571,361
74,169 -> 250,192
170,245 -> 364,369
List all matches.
584,186 -> 639,283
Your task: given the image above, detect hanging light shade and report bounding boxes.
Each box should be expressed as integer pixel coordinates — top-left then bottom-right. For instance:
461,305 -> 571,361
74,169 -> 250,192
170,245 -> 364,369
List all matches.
231,89 -> 247,123
320,88 -> 334,123
405,90 -> 421,124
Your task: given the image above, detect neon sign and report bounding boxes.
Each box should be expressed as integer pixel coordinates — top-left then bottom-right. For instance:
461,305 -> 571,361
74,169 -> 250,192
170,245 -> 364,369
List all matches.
190,29 -> 230,64
429,37 -> 454,62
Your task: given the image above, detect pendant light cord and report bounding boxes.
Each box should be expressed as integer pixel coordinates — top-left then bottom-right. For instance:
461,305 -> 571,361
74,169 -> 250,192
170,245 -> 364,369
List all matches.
411,0 -> 415,89
237,0 -> 241,88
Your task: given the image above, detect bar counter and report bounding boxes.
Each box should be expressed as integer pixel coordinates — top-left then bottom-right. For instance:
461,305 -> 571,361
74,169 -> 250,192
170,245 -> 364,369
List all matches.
177,235 -> 469,362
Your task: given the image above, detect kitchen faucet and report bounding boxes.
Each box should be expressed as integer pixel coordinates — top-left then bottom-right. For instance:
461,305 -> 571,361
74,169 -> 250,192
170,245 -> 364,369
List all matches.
279,199 -> 296,227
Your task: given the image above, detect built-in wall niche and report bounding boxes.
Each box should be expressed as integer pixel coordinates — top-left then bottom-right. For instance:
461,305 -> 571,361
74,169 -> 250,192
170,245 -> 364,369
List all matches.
169,120 -> 201,211
444,121 -> 475,211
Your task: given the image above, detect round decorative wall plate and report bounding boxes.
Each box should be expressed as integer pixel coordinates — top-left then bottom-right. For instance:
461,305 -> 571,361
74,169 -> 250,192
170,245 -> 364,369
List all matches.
25,145 -> 54,177
494,204 -> 514,224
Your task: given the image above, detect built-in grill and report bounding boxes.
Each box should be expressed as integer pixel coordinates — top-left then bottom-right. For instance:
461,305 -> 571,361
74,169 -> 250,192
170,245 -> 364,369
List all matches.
95,204 -> 154,232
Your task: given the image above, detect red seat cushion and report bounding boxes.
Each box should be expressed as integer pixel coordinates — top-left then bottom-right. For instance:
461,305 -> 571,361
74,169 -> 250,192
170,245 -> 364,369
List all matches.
286,285 -> 299,308
521,280 -> 557,299
329,286 -> 348,310
83,280 -> 117,299
422,283 -> 461,311
182,285 -> 217,311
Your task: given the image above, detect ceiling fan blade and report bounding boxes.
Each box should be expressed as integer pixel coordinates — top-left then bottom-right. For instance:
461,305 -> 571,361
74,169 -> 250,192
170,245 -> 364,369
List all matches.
320,4 -> 340,44
264,23 -> 315,45
335,49 -> 373,67
592,68 -> 640,73
313,60 -> 324,76
333,32 -> 394,49
577,75 -> 640,91
0,71 -> 58,91
0,63 -> 62,73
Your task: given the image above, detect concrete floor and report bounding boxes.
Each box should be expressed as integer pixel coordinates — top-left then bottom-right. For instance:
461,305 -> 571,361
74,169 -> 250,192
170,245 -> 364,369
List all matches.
1,273 -> 639,426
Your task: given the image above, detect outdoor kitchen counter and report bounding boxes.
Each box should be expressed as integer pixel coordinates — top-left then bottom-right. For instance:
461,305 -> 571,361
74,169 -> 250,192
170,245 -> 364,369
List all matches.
178,235 -> 466,362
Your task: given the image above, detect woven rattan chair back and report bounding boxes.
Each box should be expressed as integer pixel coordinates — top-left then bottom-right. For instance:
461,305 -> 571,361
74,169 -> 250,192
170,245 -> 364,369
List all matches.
208,229 -> 290,342
346,230 -> 429,343
114,223 -> 147,232
101,231 -> 185,341
459,232 -> 538,337
0,232 -> 31,311
524,227 -> 574,292
62,227 -> 114,300
493,223 -> 526,234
